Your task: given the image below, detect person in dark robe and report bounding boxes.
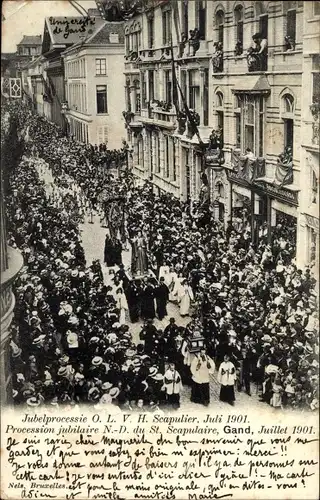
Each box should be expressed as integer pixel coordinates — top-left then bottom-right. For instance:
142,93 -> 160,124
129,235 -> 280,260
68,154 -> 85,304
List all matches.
115,264 -> 130,291
140,278 -> 156,320
155,277 -> 169,320
104,234 -> 114,267
113,238 -> 123,266
141,320 -> 158,356
126,280 -> 141,322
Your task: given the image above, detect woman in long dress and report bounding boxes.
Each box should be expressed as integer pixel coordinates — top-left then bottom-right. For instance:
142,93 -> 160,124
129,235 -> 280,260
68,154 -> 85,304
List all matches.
116,287 -> 128,325
178,279 -> 194,317
217,354 -> 237,405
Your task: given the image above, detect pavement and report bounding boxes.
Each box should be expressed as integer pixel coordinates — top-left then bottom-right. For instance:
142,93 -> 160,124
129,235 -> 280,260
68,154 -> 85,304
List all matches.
37,160 -> 285,414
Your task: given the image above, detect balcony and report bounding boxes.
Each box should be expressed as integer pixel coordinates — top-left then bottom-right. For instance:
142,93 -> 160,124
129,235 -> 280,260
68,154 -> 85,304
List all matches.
228,148 -> 266,184
139,105 -> 176,129
246,50 -> 268,72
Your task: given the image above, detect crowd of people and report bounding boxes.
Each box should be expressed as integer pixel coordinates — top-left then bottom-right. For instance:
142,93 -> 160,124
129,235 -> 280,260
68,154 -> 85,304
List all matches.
3,100 -> 319,412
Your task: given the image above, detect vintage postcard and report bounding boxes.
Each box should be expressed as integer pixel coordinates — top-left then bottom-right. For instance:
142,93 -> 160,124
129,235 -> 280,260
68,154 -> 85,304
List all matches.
1,1 -> 319,499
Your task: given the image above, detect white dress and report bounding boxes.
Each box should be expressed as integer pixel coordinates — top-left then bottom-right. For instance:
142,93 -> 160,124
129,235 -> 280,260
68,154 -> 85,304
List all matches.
117,292 -> 128,325
168,272 -> 178,301
159,265 -> 171,285
179,285 -> 194,316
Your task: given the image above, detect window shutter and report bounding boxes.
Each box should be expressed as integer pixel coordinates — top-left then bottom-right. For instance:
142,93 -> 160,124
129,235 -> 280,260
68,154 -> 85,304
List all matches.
103,126 -> 108,144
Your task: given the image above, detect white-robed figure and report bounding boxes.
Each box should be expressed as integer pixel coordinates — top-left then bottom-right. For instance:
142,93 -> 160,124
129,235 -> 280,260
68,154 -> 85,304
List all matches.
190,349 -> 215,406
116,287 -> 128,325
178,279 -> 194,317
217,354 -> 237,405
159,264 -> 171,286
168,267 -> 179,302
163,362 -> 183,409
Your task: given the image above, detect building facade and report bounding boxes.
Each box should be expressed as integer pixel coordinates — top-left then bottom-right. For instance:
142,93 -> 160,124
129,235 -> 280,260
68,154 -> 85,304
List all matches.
123,0 -> 319,268
62,22 -> 126,148
123,1 -> 213,200
297,0 -> 320,269
16,35 -> 42,69
40,15 -> 105,130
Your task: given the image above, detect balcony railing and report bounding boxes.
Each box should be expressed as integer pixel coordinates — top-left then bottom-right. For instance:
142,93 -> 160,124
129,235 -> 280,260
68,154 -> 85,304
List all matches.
246,50 -> 268,72
230,148 -> 266,183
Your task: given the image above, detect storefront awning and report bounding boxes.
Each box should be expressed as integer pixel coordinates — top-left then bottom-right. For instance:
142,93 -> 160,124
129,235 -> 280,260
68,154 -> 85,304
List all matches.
232,75 -> 271,95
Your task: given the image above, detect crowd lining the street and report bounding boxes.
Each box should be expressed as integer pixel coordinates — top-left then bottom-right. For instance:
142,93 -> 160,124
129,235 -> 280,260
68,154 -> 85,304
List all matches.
3,100 -> 319,412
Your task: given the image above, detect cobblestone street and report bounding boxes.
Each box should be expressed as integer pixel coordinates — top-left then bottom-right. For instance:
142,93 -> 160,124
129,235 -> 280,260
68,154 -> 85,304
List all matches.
38,162 -> 288,415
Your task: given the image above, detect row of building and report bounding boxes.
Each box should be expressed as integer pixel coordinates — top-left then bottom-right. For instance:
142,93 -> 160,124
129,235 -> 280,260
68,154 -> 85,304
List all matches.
1,1 -> 319,270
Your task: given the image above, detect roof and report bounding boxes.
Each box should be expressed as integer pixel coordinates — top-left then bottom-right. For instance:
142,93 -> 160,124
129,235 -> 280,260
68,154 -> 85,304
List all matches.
87,21 -> 124,45
232,74 -> 271,94
18,35 -> 42,46
43,16 -> 105,52
1,53 -> 16,60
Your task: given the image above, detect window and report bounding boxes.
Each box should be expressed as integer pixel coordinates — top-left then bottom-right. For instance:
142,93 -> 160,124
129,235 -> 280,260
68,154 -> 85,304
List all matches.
244,96 -> 255,152
234,5 -> 244,54
155,133 -> 161,173
215,9 -> 224,44
134,79 -> 141,113
96,85 -> 108,114
284,119 -> 294,149
281,93 -> 294,151
312,72 -> 320,103
148,70 -> 154,101
216,91 -> 224,138
258,96 -> 264,156
141,72 -> 147,108
97,125 -> 108,145
182,0 -> 188,36
181,71 -> 187,105
162,9 -> 172,46
312,170 -> 318,203
189,70 -> 200,111
203,69 -> 209,126
197,1 -> 206,40
165,136 -> 170,177
147,15 -> 154,48
259,14 -> 268,39
172,137 -> 177,182
137,136 -> 144,167
125,34 -> 130,55
286,8 -> 296,49
283,93 -> 295,113
235,96 -> 241,148
96,59 -> 106,75
164,70 -> 172,104
315,1 -> 320,16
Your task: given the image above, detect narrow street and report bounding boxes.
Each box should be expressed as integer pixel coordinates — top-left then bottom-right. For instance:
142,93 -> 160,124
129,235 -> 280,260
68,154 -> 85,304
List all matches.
36,159 -> 281,414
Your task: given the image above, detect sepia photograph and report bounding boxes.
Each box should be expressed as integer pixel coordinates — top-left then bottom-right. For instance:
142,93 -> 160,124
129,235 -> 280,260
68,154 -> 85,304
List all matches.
1,1 -> 319,499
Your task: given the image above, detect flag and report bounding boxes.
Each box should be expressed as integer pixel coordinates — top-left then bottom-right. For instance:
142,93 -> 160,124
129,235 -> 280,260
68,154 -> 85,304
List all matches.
170,39 -> 180,115
275,161 -> 293,187
176,77 -> 204,146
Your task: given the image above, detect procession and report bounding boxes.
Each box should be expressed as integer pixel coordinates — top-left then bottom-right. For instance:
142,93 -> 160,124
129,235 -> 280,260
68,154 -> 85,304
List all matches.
2,97 -> 318,414
1,0 -> 319,418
